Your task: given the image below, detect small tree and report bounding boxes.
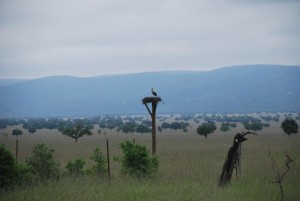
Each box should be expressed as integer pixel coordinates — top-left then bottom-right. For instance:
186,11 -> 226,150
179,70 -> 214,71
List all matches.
197,121 -> 217,138
243,122 -> 264,132
65,159 -> 86,176
12,129 -> 23,139
118,141 -> 158,177
281,118 -> 298,137
220,123 -> 230,132
12,129 -> 23,163
62,125 -> 92,142
268,150 -> 293,201
136,124 -> 151,134
122,122 -> 136,133
158,126 -> 162,134
90,147 -> 106,175
26,143 -> 60,180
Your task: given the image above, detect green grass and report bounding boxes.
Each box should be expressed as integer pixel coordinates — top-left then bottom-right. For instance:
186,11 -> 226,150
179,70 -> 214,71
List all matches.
0,121 -> 300,201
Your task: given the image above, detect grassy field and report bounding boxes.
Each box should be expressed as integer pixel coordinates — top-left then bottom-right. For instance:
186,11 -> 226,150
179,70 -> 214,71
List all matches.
0,120 -> 300,201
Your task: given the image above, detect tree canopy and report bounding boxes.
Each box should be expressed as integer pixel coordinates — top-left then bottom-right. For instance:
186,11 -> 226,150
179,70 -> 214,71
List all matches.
281,118 -> 298,137
62,125 -> 92,142
12,129 -> 23,138
197,121 -> 217,138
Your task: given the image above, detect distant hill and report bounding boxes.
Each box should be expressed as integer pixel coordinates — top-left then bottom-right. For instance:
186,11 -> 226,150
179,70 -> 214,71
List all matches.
0,79 -> 27,86
0,65 -> 299,117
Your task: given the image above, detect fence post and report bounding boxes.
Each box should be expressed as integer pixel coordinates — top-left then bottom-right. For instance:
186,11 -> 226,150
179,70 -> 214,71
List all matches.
106,139 -> 111,184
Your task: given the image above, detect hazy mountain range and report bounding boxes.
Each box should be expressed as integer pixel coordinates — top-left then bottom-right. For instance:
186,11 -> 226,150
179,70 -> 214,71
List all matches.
0,65 -> 299,118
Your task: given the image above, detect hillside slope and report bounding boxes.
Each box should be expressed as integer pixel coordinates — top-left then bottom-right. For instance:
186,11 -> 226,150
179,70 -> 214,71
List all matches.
0,65 -> 299,117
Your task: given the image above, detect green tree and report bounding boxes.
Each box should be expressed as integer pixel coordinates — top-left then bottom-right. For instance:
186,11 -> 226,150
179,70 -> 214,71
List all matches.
12,129 -> 23,139
220,123 -> 230,132
122,122 -> 136,133
62,125 -> 92,142
26,143 -> 60,180
65,159 -> 86,176
12,129 -> 23,163
197,121 -> 217,138
0,145 -> 17,188
281,118 -> 298,137
90,147 -> 106,175
243,122 -> 264,132
158,126 -> 162,134
136,124 -> 151,134
170,122 -> 181,130
161,122 -> 170,129
118,141 -> 159,177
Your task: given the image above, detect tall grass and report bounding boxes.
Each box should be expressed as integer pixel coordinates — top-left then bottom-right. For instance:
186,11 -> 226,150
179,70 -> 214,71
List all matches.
0,121 -> 299,201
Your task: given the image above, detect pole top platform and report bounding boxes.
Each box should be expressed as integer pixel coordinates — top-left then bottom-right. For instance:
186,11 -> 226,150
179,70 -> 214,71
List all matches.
142,96 -> 162,104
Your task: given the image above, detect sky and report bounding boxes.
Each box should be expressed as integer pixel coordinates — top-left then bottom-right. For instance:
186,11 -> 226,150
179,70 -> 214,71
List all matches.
0,0 -> 300,79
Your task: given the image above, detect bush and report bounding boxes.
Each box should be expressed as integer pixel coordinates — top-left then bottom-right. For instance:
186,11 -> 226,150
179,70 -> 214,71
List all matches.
65,159 -> 86,176
0,145 -> 17,188
90,147 -> 106,175
26,143 -> 60,180
0,145 -> 36,188
118,141 -> 158,177
15,163 -> 35,186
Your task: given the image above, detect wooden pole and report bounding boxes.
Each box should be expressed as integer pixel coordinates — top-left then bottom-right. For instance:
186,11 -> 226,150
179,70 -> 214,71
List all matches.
106,139 -> 111,184
142,96 -> 161,155
151,102 -> 157,155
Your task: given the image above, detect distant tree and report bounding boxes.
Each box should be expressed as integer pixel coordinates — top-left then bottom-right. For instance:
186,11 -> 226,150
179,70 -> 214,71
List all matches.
281,118 -> 298,137
136,124 -> 151,134
12,129 -> 23,139
122,122 -> 136,133
220,123 -> 230,132
161,122 -> 170,129
62,125 -> 92,142
0,120 -> 7,129
243,122 -> 264,132
170,122 -> 182,130
197,121 -> 217,138
230,123 -> 237,128
158,126 -> 162,134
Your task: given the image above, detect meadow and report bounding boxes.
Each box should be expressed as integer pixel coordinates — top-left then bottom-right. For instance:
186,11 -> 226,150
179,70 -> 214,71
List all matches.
0,115 -> 299,201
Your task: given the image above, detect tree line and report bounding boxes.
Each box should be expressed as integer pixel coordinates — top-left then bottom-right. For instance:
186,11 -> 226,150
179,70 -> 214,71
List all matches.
1,114 -> 299,139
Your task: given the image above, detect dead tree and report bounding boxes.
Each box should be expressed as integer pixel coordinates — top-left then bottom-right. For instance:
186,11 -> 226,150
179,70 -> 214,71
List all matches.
218,131 -> 257,186
142,96 -> 162,155
268,150 -> 293,201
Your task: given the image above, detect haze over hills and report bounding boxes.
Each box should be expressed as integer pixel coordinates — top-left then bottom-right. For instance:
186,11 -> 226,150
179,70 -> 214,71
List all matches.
0,65 -> 299,118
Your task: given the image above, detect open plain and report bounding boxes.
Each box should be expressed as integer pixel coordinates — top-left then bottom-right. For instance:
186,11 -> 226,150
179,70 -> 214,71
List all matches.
0,115 -> 299,201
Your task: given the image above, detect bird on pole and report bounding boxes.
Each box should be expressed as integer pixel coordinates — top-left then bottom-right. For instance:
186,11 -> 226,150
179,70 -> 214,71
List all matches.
151,88 -> 157,96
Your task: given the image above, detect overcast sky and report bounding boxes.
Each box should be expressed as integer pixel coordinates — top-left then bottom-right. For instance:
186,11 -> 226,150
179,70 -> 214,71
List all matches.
0,0 -> 299,79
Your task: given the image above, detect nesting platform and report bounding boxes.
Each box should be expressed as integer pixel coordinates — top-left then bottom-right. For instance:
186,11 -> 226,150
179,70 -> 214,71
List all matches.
142,96 -> 162,104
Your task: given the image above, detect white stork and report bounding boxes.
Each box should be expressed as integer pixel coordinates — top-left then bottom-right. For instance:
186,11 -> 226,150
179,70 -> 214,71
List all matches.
151,88 -> 157,96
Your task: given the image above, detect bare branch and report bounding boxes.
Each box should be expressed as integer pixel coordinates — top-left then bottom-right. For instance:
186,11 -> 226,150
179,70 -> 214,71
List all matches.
267,150 -> 293,201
